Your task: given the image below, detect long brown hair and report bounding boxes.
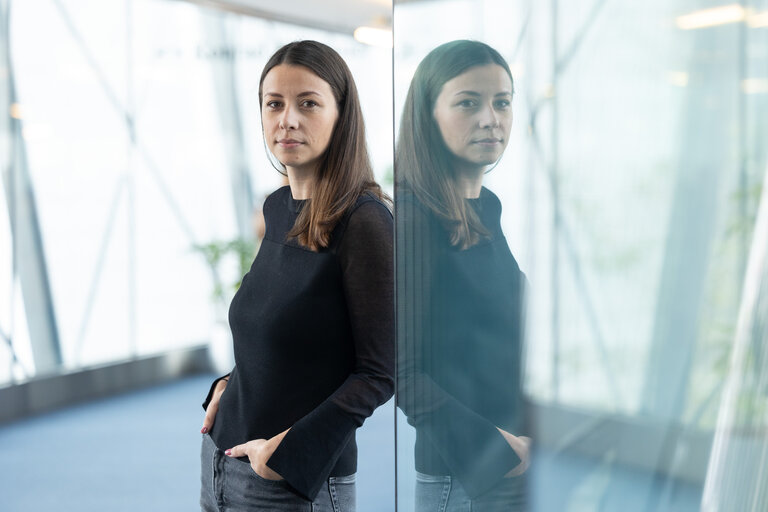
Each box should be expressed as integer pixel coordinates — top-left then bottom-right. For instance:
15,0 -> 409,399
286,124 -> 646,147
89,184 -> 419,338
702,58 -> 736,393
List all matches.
259,40 -> 388,251
396,40 -> 513,249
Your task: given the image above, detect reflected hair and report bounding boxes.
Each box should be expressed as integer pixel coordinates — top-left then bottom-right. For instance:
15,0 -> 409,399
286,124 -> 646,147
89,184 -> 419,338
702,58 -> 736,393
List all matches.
259,40 -> 388,251
396,40 -> 513,249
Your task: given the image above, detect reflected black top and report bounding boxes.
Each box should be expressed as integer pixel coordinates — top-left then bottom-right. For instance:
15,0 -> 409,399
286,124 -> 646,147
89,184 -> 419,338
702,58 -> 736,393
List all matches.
202,185 -> 394,501
397,186 -> 527,498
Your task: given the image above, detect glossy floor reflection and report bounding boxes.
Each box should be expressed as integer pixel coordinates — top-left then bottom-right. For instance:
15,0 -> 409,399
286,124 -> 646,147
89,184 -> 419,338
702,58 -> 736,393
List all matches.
0,374 -> 395,511
396,409 -> 703,512
530,447 -> 702,511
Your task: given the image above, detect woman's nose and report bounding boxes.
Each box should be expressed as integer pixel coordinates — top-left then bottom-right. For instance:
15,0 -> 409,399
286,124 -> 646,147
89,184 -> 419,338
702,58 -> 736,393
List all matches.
478,104 -> 501,129
279,106 -> 299,130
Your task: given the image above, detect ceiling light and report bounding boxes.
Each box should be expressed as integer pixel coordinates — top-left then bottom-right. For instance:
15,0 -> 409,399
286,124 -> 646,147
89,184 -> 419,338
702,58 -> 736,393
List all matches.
747,10 -> 768,27
742,79 -> 768,94
676,4 -> 746,30
668,71 -> 689,87
354,26 -> 392,48
9,103 -> 24,119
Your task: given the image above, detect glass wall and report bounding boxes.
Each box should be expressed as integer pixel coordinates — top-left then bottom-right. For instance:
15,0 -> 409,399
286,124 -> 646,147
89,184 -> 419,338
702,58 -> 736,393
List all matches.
394,0 -> 768,511
0,0 -> 392,384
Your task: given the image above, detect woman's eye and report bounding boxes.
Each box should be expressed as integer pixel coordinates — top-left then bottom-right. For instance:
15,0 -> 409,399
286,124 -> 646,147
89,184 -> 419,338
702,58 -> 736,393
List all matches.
457,99 -> 478,108
301,100 -> 319,108
494,99 -> 511,110
265,101 -> 282,109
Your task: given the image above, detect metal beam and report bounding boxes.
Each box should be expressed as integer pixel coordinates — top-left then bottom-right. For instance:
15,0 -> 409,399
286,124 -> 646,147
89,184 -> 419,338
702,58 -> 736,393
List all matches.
1,0 -> 62,377
203,13 -> 255,239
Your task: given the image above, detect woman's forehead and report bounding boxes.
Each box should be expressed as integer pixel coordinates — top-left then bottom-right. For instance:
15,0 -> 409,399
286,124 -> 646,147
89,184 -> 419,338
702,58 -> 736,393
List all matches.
262,64 -> 332,95
441,64 -> 512,95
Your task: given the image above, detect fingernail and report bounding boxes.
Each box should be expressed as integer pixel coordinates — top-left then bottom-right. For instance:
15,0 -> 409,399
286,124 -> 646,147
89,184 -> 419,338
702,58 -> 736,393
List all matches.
225,449 -> 232,456
201,427 -> 208,434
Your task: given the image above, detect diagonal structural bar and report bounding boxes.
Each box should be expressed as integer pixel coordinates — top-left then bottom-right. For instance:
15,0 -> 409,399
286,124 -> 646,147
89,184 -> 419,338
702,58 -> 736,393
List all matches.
72,176 -> 128,364
1,0 -> 62,376
50,0 -> 199,245
702,162 -> 768,511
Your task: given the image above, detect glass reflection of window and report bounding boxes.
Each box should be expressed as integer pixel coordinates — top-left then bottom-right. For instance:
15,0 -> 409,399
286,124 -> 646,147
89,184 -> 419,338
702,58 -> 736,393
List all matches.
703,163 -> 768,511
395,0 -> 768,510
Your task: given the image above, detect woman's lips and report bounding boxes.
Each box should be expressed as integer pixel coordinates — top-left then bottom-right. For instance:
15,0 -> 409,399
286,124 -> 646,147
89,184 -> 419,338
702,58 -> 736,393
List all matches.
472,138 -> 502,146
277,139 -> 303,148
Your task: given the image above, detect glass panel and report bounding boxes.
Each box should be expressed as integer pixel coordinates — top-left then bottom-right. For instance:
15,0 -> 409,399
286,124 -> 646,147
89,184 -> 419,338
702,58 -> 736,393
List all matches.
394,0 -> 768,510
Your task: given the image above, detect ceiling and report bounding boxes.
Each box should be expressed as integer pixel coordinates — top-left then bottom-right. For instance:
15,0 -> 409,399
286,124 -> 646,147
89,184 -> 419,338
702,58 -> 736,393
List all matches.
186,0 -> 393,34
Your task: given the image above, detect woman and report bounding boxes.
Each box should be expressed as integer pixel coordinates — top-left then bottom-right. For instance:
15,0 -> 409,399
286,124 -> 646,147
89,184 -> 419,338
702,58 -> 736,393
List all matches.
396,40 -> 530,511
199,40 -> 394,512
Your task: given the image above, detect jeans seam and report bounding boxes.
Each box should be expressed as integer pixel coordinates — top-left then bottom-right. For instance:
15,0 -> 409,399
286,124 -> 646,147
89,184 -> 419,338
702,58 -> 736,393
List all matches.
209,440 -> 216,511
439,476 -> 451,512
214,444 -> 225,510
330,479 -> 341,512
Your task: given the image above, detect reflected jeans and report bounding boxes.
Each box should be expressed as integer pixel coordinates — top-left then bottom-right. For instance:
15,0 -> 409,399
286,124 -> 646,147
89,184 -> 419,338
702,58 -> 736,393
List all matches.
200,434 -> 356,512
415,471 -> 528,512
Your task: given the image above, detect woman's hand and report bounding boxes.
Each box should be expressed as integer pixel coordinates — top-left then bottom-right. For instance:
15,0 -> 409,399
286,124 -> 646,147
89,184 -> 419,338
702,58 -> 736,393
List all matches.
201,378 -> 228,434
225,429 -> 290,481
497,428 -> 532,477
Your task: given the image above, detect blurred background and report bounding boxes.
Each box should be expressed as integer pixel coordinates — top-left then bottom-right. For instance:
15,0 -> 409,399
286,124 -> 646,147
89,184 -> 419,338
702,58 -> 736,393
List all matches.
2,0 -> 768,511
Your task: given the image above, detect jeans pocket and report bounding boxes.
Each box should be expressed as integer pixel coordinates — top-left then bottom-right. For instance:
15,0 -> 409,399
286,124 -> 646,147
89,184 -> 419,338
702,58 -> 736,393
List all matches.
415,473 -> 451,512
246,464 -> 291,488
328,474 -> 356,512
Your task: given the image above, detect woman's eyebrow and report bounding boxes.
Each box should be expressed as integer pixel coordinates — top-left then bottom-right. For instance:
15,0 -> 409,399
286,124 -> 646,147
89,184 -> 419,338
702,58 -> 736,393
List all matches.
264,91 -> 322,98
453,90 -> 513,97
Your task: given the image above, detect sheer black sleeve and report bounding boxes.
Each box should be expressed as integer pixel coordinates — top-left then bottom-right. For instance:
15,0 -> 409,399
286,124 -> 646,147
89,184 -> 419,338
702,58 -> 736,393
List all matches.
267,199 -> 395,500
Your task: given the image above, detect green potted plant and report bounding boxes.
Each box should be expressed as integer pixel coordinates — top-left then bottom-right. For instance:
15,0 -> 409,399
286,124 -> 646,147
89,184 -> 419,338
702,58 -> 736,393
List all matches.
193,238 -> 258,373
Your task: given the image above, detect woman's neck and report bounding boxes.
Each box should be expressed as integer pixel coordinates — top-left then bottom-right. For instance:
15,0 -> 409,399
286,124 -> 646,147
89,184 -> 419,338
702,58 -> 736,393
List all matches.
455,165 -> 485,199
286,166 -> 316,200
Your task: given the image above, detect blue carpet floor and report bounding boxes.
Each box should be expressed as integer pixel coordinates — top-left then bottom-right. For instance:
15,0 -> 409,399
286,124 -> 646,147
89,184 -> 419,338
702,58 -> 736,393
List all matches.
0,374 -> 395,511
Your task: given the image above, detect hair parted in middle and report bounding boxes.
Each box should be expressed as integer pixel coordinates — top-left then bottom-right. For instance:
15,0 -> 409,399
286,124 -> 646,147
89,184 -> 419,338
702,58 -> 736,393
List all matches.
396,40 -> 514,249
259,40 -> 389,251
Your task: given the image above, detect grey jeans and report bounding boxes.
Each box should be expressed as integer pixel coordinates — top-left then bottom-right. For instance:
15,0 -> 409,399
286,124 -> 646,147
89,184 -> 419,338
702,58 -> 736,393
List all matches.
200,434 -> 356,512
415,471 -> 528,512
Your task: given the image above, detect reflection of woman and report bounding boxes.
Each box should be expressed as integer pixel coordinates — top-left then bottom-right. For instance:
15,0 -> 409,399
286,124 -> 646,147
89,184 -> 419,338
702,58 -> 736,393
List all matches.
199,40 -> 394,511
396,40 -> 530,511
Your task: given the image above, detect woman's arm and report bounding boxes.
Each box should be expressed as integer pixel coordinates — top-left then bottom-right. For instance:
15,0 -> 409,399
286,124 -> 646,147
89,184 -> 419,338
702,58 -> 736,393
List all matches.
200,373 -> 231,433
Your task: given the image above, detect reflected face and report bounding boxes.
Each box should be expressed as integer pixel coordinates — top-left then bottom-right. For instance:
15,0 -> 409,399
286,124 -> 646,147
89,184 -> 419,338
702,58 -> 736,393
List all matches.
432,64 -> 513,168
261,64 -> 339,173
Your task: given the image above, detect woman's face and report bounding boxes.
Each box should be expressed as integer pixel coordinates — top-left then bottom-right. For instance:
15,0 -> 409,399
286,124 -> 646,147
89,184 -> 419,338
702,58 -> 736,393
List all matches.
261,64 -> 339,174
432,64 -> 513,169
